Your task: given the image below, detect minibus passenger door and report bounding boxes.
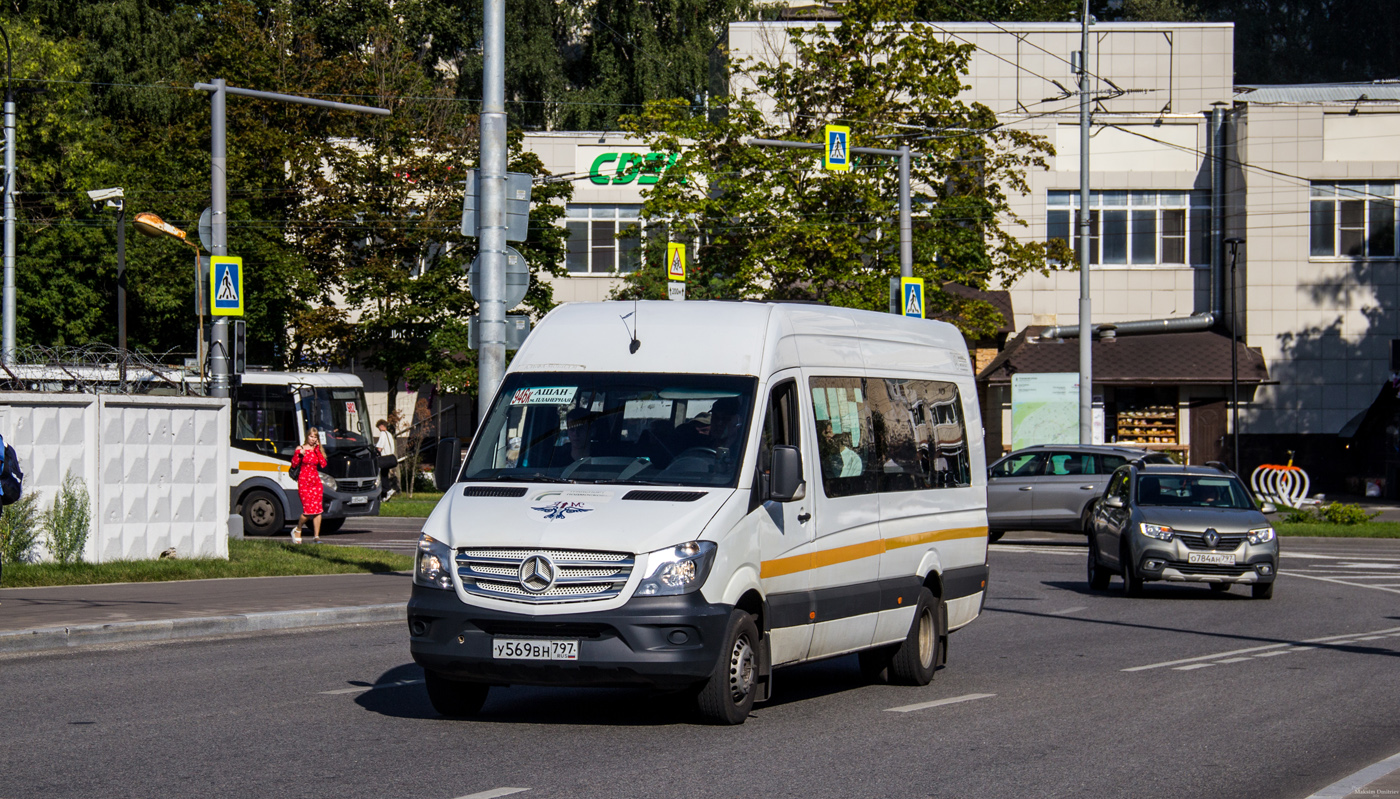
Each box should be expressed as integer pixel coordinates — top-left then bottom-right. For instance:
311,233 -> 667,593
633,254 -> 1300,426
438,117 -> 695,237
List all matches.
755,376 -> 814,666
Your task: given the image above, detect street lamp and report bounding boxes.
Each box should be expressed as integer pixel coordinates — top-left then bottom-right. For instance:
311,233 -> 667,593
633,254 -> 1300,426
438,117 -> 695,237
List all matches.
134,211 -> 206,381
1225,237 -> 1245,472
88,188 -> 126,376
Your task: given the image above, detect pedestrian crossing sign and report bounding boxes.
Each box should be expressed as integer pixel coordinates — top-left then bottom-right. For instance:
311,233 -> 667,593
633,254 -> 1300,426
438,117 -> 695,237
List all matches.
210,256 -> 245,317
824,125 -> 851,172
667,242 -> 686,281
901,277 -> 925,319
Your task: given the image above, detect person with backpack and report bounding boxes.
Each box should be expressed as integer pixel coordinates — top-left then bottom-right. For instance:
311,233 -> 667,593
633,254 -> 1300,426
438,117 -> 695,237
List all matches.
0,431 -> 24,587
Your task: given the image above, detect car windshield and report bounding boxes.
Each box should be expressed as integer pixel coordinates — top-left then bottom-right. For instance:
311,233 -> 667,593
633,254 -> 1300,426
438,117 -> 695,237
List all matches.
1135,474 -> 1256,509
302,387 -> 374,455
462,372 -> 759,488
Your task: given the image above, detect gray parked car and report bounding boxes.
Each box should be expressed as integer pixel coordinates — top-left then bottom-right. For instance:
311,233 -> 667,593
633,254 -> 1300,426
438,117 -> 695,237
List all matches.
987,445 -> 1173,541
1087,461 -> 1279,599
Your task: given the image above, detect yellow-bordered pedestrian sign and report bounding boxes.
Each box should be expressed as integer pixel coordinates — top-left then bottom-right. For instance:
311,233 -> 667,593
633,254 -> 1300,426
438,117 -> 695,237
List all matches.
210,256 -> 245,317
667,242 -> 686,281
901,277 -> 925,319
824,125 -> 851,172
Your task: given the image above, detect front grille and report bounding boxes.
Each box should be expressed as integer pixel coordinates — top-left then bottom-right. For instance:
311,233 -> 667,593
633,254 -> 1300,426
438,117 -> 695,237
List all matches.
456,548 -> 635,605
1166,560 -> 1252,577
336,477 -> 377,492
1174,531 -> 1247,551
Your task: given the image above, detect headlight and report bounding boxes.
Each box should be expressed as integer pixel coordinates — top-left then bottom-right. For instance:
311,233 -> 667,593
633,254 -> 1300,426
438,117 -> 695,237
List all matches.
415,534 -> 454,590
1247,526 -> 1276,545
1140,522 -> 1174,541
635,541 -> 717,597
319,471 -> 336,492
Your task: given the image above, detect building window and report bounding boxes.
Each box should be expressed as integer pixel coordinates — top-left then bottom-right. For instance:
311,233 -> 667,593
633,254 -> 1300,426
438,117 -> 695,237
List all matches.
564,204 -> 642,274
1310,182 -> 1397,259
1047,191 -> 1209,266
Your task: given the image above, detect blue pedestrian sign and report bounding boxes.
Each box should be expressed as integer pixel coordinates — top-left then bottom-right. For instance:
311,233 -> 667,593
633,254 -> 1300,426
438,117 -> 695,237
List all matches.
210,256 -> 245,317
824,124 -> 851,172
901,277 -> 925,319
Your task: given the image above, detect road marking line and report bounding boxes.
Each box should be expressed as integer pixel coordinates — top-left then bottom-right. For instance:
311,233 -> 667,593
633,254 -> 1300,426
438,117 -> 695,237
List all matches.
1284,572 -> 1400,595
1048,606 -> 1087,615
1284,553 -> 1400,562
1123,625 -> 1400,671
1173,663 -> 1216,670
453,789 -> 529,799
320,678 -> 424,695
1215,657 -> 1254,664
1355,636 -> 1387,641
886,693 -> 995,713
1254,651 -> 1291,658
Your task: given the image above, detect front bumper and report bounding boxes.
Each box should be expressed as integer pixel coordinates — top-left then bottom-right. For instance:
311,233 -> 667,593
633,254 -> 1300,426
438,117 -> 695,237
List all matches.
407,584 -> 730,690
1133,542 -> 1278,585
321,490 -> 380,519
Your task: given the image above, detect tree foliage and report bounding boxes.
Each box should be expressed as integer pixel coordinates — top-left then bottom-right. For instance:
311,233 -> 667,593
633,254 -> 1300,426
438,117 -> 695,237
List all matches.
614,0 -> 1067,337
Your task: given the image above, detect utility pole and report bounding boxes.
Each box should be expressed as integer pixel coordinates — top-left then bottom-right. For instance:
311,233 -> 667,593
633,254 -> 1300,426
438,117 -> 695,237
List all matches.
477,0 -> 509,421
1076,0 -> 1094,445
191,80 -> 389,398
1,25 -> 15,366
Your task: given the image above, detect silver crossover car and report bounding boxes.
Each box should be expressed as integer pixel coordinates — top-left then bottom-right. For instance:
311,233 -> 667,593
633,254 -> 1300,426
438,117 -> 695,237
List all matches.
987,445 -> 1173,541
1088,462 -> 1279,599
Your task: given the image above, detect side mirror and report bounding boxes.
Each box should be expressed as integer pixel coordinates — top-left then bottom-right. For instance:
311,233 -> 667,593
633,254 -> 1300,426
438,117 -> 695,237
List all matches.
768,445 -> 806,502
1260,501 -> 1277,514
1104,495 -> 1125,509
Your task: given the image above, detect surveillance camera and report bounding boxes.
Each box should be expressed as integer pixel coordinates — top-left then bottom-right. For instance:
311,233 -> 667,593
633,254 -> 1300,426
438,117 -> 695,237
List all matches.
86,187 -> 124,203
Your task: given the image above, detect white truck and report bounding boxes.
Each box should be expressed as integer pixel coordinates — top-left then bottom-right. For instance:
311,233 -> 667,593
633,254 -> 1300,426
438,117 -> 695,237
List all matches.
231,371 -> 383,535
407,301 -> 990,723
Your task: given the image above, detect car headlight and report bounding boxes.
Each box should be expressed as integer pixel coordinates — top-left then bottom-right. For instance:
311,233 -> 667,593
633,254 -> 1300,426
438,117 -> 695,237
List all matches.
1140,522 -> 1174,541
415,534 -> 454,590
1247,526 -> 1276,545
635,541 -> 717,597
319,471 -> 336,492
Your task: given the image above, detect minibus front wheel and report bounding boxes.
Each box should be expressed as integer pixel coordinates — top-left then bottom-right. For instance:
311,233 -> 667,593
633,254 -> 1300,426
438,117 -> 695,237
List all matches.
696,609 -> 760,725
424,670 -> 490,718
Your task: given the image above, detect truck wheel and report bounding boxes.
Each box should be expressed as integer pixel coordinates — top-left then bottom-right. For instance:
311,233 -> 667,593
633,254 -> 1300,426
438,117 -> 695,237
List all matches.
424,671 -> 489,718
696,610 -> 760,725
889,587 -> 941,686
318,517 -> 346,535
240,490 -> 285,537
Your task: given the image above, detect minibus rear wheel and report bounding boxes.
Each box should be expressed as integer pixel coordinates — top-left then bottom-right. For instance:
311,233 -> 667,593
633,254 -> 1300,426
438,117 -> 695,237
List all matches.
424,671 -> 489,718
696,609 -> 760,725
889,587 -> 940,686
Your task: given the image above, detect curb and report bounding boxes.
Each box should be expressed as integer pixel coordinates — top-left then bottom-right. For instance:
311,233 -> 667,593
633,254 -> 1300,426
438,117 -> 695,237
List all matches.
1306,750 -> 1400,799
0,603 -> 406,655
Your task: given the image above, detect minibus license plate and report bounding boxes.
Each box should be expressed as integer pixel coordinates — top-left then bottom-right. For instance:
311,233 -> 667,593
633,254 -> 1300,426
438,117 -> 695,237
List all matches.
1188,553 -> 1235,566
492,638 -> 579,661
349,496 -> 368,505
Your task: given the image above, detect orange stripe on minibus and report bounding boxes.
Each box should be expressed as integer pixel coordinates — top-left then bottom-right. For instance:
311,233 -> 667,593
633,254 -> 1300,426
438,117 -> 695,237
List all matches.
238,461 -> 286,473
759,527 -> 988,578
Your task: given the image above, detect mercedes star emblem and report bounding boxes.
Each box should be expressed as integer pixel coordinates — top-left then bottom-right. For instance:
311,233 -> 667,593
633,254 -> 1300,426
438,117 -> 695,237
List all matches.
518,554 -> 557,593
1204,529 -> 1219,549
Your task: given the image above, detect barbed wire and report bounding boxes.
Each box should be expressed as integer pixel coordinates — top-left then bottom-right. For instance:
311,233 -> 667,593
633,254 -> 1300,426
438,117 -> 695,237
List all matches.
0,344 -> 200,395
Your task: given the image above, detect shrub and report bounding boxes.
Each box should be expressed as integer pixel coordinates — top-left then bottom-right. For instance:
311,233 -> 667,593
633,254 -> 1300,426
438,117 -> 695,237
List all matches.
1282,506 -> 1319,524
1318,502 -> 1380,526
0,493 -> 42,565
43,471 -> 91,565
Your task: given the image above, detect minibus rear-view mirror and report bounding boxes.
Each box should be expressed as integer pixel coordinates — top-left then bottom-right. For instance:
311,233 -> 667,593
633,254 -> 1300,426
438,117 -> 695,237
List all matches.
769,445 -> 805,502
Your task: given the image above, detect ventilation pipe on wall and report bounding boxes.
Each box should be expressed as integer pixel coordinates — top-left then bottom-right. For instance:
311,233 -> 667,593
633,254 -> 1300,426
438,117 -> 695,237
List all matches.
1039,312 -> 1215,340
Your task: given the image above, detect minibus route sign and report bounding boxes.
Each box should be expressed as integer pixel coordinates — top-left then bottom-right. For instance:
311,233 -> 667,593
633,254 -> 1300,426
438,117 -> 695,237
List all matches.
510,386 -> 577,405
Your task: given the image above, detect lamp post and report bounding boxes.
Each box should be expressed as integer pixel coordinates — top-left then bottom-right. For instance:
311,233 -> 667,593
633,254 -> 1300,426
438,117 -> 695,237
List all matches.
1225,237 -> 1244,472
134,211 -> 205,382
0,23 -> 15,366
88,188 -> 126,376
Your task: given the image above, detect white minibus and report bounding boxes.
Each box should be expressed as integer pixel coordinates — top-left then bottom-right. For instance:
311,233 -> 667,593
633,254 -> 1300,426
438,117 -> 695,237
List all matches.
408,301 -> 989,723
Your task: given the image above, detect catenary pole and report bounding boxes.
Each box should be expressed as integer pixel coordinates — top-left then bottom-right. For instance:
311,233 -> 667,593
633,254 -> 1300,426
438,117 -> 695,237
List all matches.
477,0 -> 509,421
191,80 -> 389,398
1,24 -> 14,366
1077,0 -> 1093,445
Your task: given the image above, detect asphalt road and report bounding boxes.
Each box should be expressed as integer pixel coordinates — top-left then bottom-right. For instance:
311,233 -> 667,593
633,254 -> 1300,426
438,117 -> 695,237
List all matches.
3,535 -> 1398,799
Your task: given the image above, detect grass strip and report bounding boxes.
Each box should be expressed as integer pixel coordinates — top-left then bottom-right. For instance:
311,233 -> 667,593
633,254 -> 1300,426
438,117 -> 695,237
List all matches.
0,539 -> 413,588
378,491 -> 444,518
1276,521 -> 1400,538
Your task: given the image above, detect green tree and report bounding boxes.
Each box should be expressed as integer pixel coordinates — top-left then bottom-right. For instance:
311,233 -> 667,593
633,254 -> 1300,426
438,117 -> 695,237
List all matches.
614,0 -> 1067,337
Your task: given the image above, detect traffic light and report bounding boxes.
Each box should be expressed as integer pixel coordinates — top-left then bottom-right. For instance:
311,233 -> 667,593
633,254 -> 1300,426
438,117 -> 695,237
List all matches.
233,319 -> 246,374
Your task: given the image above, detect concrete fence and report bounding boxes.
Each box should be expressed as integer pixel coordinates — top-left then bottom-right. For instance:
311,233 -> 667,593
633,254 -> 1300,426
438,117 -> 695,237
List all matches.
0,393 -> 230,562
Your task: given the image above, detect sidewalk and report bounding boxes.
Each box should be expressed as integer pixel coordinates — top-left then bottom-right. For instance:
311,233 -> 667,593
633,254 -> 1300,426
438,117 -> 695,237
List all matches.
0,570 -> 411,654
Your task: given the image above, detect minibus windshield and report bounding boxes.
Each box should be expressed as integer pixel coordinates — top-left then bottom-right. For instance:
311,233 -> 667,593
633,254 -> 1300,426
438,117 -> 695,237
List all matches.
303,387 -> 374,455
463,372 -> 759,488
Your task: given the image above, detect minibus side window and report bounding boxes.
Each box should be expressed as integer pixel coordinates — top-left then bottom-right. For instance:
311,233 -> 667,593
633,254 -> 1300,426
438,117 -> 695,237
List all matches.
913,380 -> 971,488
233,385 -> 298,457
809,377 -> 877,498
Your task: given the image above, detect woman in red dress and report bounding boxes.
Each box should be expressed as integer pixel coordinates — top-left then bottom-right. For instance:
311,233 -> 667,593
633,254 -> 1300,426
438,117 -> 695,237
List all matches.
290,428 -> 328,543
